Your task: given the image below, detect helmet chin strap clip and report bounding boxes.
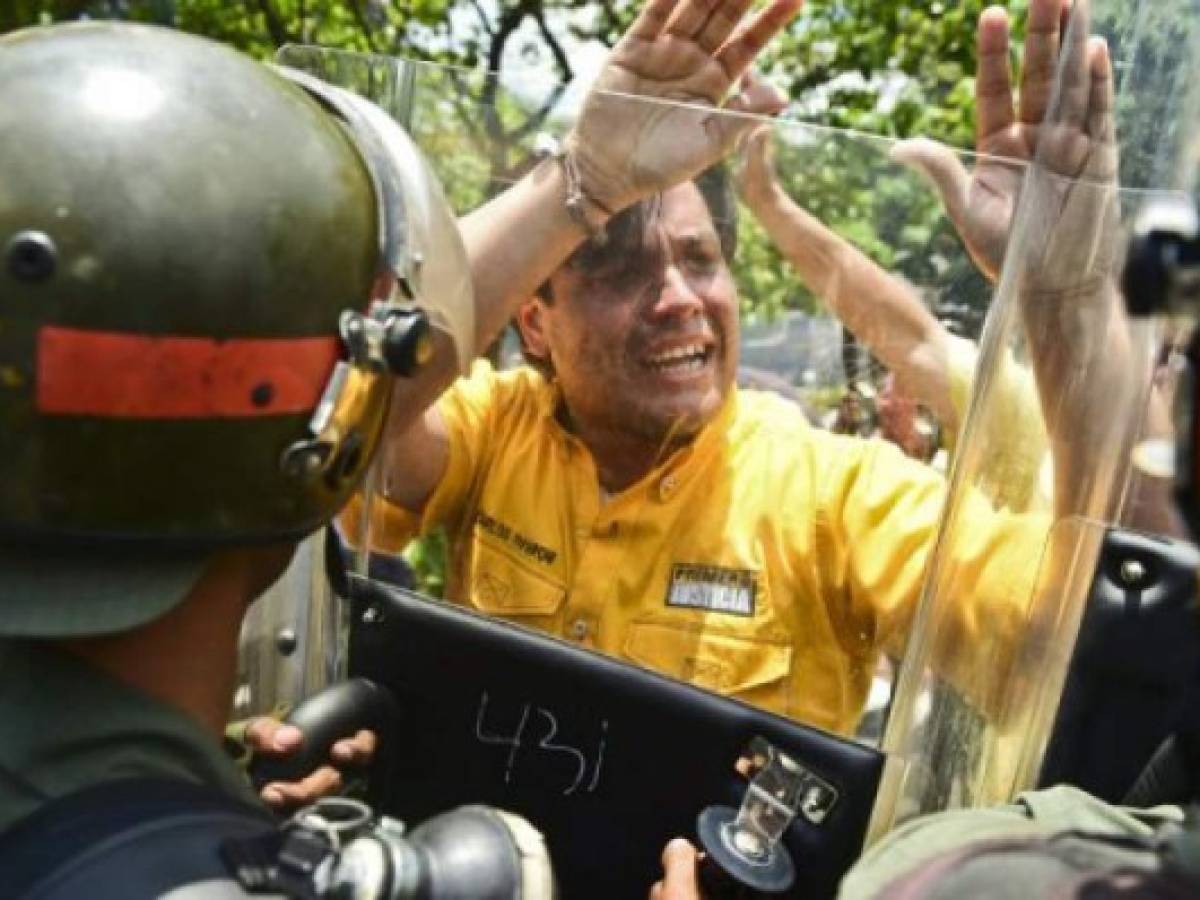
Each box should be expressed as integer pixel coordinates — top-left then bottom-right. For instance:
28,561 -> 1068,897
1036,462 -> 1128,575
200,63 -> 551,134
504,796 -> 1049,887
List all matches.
341,300 -> 433,378
274,66 -> 442,487
282,300 -> 432,486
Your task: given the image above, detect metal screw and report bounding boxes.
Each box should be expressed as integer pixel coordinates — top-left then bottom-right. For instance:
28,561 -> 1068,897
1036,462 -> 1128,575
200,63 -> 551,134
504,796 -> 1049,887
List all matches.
1120,559 -> 1147,586
281,442 -> 328,479
6,231 -> 57,283
802,786 -> 830,823
731,827 -> 765,859
275,627 -> 298,656
250,381 -> 275,409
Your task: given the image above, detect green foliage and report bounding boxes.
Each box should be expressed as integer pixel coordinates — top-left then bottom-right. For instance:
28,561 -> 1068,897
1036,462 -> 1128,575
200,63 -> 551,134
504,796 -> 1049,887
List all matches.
403,527 -> 448,597
0,1 -> 1032,328
760,1 -> 1031,148
9,0 -> 1188,585
717,0 -> 1032,329
1091,0 -> 1198,191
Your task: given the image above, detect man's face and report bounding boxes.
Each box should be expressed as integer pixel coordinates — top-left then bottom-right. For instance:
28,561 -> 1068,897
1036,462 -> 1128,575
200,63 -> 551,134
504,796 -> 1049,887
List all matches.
537,183 -> 739,445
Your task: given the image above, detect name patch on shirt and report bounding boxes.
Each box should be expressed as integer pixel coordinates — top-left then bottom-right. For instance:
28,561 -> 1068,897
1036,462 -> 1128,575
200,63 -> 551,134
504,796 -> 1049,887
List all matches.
475,510 -> 558,566
665,564 -> 757,617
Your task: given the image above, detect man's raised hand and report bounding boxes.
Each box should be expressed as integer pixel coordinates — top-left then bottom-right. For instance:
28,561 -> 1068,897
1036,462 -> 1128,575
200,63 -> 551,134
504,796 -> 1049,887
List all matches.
570,0 -> 800,217
889,0 -> 1114,286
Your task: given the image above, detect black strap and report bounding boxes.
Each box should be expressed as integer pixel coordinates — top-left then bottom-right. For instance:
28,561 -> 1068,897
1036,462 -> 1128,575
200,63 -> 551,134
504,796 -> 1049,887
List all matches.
0,778 -> 272,898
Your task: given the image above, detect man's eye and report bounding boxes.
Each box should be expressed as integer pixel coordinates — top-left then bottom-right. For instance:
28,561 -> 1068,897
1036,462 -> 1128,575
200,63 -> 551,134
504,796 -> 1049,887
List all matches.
685,252 -> 720,275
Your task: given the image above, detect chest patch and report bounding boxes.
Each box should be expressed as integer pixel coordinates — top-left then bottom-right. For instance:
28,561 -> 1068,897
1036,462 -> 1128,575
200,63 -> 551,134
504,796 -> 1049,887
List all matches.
665,564 -> 757,617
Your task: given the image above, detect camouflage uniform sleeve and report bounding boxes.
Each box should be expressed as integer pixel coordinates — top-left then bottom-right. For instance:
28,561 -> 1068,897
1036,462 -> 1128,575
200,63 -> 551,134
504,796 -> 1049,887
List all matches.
837,786 -> 1181,898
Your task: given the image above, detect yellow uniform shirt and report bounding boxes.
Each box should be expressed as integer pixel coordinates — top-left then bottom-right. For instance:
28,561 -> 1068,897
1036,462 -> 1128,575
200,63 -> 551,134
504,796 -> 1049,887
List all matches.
359,363 -> 1036,736
946,335 -> 1051,512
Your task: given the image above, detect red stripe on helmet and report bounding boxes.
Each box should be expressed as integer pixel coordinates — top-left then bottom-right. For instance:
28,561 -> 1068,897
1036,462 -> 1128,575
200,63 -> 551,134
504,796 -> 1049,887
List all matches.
36,325 -> 340,418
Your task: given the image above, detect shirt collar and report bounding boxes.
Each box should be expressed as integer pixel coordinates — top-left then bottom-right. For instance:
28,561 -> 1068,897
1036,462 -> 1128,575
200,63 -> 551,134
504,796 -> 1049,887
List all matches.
533,370 -> 740,494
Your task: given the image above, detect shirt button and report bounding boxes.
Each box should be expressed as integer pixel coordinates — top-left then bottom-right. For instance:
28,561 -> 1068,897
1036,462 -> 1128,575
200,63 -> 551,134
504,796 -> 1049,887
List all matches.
659,474 -> 679,500
569,619 -> 590,640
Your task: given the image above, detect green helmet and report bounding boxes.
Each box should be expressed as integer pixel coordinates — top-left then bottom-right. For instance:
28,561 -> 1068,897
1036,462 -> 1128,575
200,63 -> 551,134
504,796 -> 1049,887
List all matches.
0,22 -> 471,637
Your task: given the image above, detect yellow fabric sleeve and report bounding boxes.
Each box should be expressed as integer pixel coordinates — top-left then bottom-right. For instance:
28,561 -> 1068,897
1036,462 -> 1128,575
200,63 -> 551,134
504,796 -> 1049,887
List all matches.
813,431 -> 1046,717
339,360 -> 517,554
945,334 -> 1051,512
813,434 -> 947,657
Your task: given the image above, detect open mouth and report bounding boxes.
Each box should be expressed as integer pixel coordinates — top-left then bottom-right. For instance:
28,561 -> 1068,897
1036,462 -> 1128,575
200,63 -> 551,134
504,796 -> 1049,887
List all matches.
643,342 -> 715,375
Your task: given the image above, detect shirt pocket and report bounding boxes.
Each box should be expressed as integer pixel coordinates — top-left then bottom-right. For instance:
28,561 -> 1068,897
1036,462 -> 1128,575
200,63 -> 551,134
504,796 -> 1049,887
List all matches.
467,537 -> 567,623
622,622 -> 793,712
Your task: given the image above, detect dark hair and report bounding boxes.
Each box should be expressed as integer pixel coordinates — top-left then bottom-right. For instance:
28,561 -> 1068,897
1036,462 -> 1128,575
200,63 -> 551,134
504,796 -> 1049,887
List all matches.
520,163 -> 737,375
549,163 -> 737,294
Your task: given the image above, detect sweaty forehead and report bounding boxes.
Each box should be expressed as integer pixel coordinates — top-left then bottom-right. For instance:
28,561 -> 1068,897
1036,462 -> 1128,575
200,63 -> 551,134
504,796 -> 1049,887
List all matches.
657,183 -> 723,243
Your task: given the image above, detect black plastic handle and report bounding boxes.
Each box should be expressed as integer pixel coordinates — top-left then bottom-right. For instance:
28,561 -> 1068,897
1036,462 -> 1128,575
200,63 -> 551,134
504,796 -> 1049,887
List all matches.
248,677 -> 397,789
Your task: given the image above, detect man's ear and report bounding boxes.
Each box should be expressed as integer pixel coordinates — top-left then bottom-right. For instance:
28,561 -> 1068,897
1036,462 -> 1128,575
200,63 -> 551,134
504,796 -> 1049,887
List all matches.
515,298 -> 551,364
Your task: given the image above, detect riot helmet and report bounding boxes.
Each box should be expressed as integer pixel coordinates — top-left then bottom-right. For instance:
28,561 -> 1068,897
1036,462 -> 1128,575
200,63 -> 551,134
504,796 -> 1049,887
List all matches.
0,22 -> 472,637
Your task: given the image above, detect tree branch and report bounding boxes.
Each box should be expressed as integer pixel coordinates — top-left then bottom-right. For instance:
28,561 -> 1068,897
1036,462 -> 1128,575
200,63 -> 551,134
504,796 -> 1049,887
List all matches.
507,82 -> 566,146
349,0 -> 382,54
478,4 -> 525,151
469,0 -> 496,38
531,6 -> 572,83
445,67 -> 490,158
249,0 -> 290,48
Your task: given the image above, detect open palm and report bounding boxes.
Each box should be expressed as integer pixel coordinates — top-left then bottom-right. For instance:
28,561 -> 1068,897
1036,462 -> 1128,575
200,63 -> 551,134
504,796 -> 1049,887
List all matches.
892,0 -> 1114,286
570,0 -> 799,216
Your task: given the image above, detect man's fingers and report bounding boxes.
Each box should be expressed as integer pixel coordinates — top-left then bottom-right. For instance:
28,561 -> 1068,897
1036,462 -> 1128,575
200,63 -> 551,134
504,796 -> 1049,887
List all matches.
243,717 -> 303,755
721,79 -> 786,154
1056,0 -> 1093,128
1083,36 -> 1118,182
1018,0 -> 1066,127
627,0 -> 686,42
693,0 -> 754,55
975,6 -> 1014,146
743,124 -> 773,166
664,0 -> 719,44
1087,36 -> 1115,144
260,765 -> 343,810
733,123 -> 771,200
331,728 -> 378,766
724,74 -> 787,118
657,838 -> 701,900
890,138 -> 971,227
715,0 -> 801,81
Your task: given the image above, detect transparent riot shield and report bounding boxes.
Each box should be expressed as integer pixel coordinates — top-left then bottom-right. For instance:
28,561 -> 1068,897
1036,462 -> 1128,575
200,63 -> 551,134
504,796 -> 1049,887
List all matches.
273,0 -> 1197,856
277,44 -> 1019,740
870,0 -> 1200,839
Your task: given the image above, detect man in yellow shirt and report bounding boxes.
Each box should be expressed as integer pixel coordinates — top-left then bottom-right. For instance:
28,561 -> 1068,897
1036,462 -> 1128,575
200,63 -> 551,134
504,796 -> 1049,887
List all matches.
365,0 -> 1067,736
366,354 -> 1035,734
360,156 -> 1036,732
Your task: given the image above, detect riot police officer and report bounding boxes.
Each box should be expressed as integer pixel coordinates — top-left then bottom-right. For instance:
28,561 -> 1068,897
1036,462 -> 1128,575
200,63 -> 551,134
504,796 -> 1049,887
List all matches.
0,15 -> 475,876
